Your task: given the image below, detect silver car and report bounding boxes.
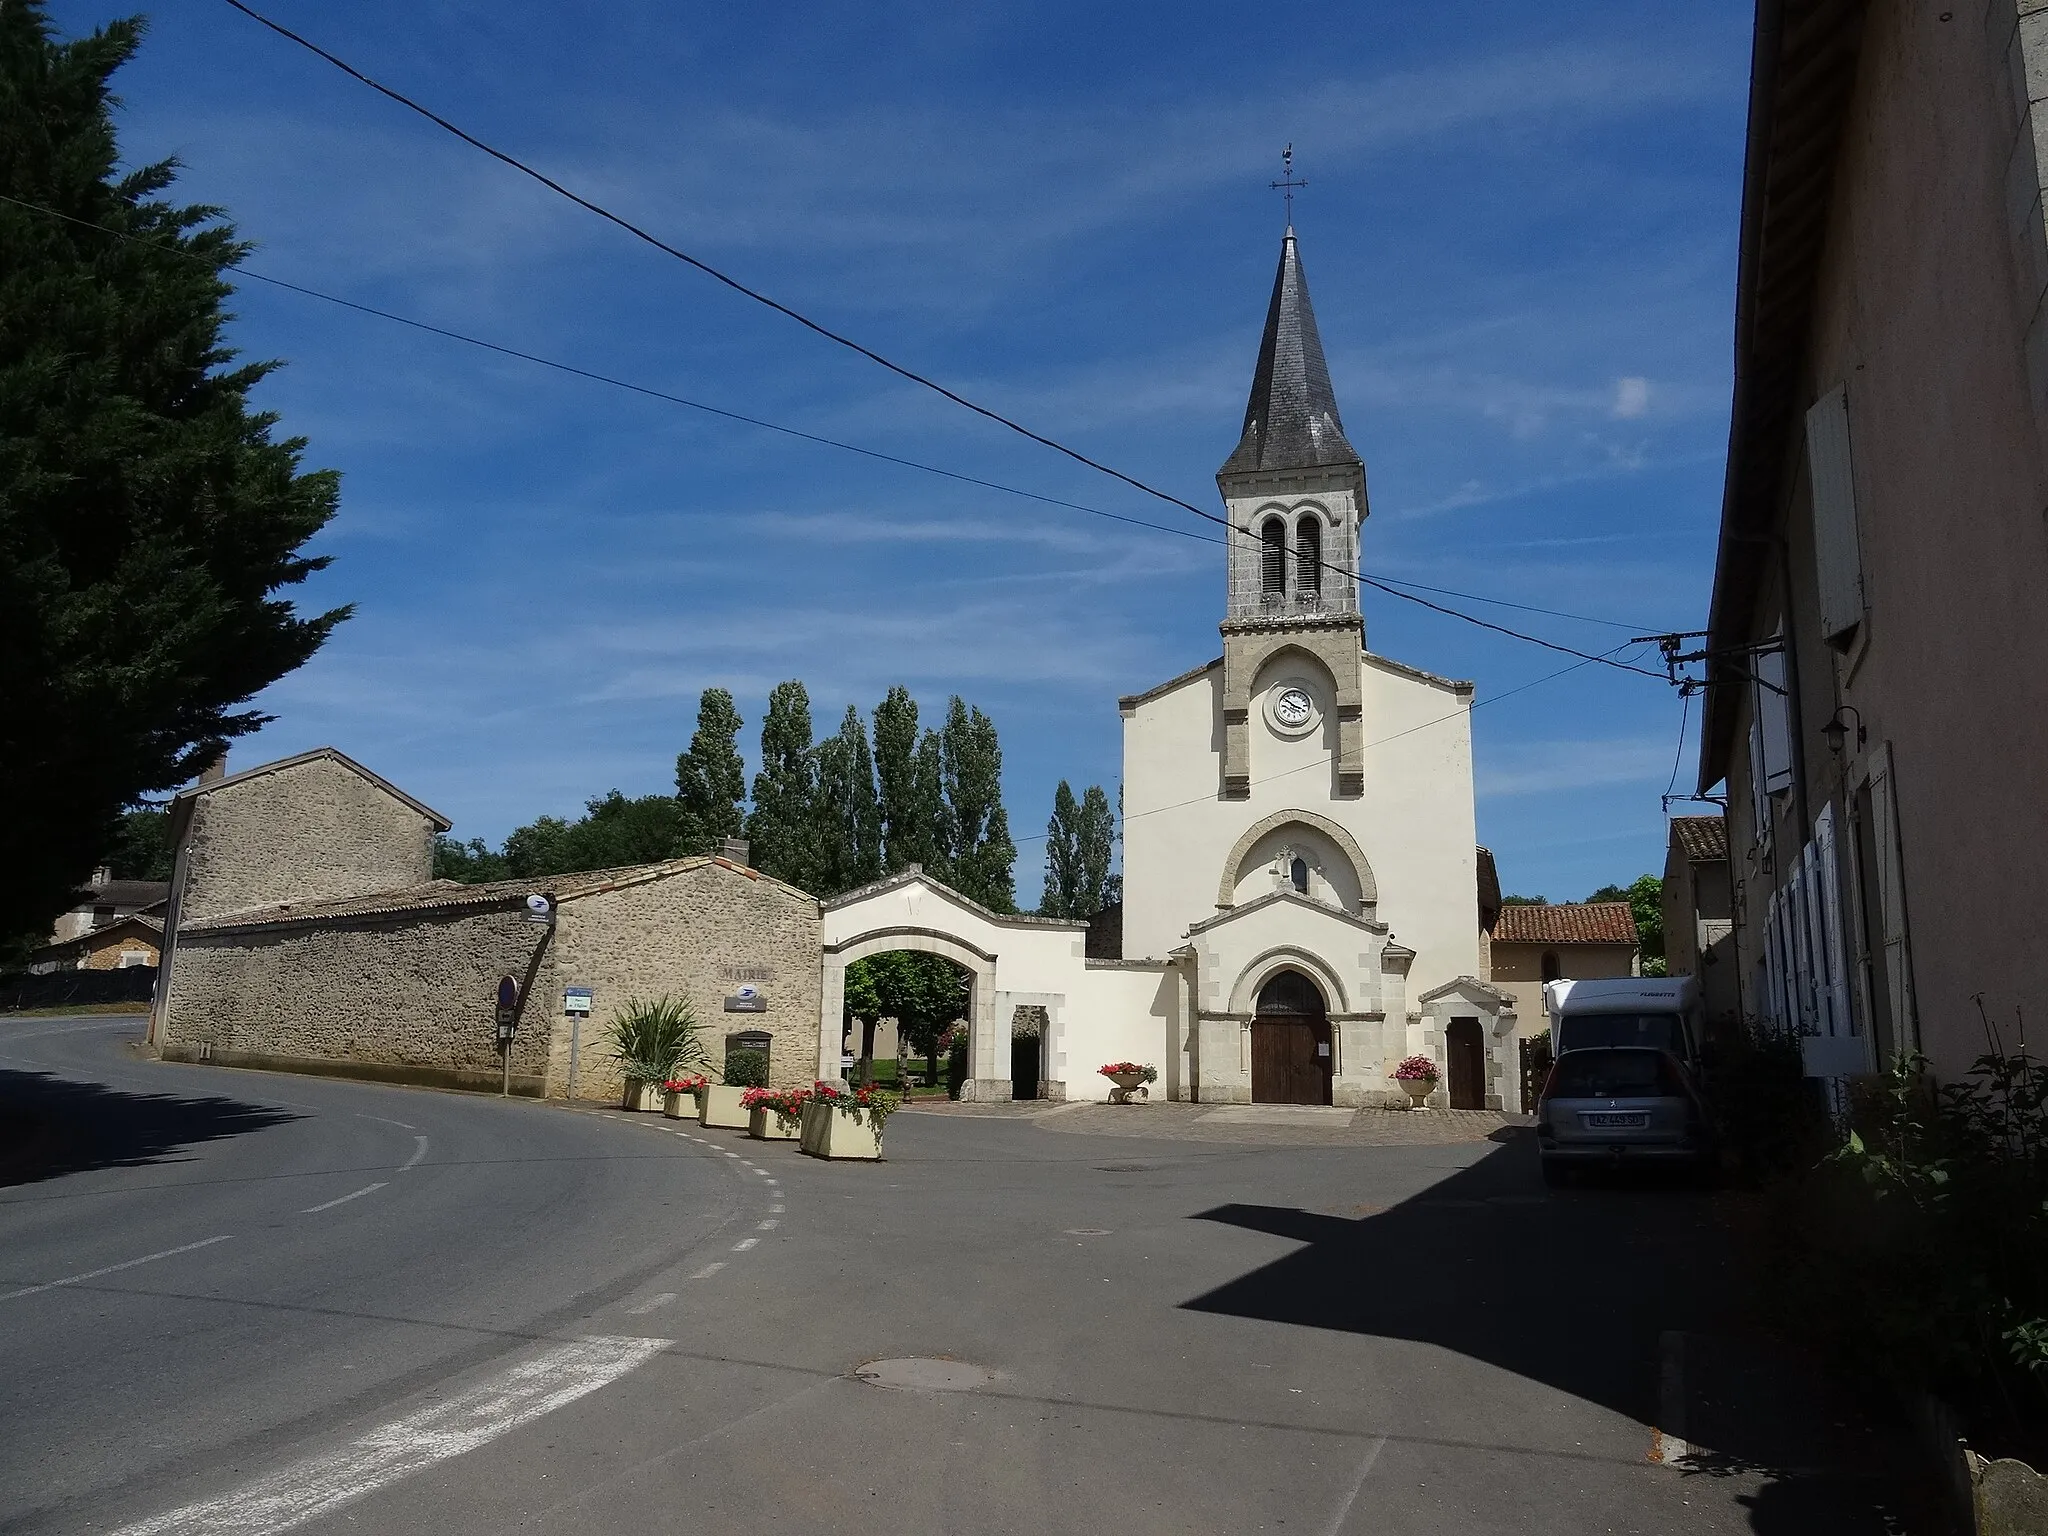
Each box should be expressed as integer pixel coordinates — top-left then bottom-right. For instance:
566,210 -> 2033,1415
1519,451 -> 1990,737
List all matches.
1536,1047 -> 1712,1186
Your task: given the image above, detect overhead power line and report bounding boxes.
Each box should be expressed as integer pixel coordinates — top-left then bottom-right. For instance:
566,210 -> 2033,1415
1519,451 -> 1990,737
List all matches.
5,191 -> 1664,642
215,0 -> 1675,676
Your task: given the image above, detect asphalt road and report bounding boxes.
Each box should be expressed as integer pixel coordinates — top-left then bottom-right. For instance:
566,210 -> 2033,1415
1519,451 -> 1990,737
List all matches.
1,1017 -> 1916,1535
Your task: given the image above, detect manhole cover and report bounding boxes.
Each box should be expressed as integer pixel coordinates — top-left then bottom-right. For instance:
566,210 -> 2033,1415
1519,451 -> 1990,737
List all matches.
855,1358 -> 997,1393
1093,1163 -> 1159,1173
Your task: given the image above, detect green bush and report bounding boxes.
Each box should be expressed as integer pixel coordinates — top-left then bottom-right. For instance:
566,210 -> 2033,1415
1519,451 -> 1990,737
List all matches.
605,996 -> 709,1085
723,1047 -> 769,1088
946,1036 -> 968,1099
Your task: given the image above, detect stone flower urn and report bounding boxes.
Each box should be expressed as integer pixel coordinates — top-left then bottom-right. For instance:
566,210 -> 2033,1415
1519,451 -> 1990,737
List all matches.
1401,1078 -> 1435,1109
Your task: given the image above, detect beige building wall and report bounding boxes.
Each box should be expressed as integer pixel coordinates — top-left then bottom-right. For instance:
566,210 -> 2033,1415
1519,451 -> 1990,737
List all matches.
1487,940 -> 1638,1037
1712,0 -> 2048,1078
550,862 -> 822,1100
162,907 -> 561,1094
172,753 -> 442,925
1119,650 -> 1481,1002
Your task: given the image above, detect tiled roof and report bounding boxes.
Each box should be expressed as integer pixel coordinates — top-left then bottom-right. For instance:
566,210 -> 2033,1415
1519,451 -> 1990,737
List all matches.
1491,902 -> 1638,945
180,856 -> 803,934
1670,815 -> 1728,862
76,880 -> 169,909
1219,231 -> 1361,476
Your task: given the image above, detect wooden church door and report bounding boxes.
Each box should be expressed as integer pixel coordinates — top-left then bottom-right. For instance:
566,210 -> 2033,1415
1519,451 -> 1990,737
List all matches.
1252,970 -> 1331,1105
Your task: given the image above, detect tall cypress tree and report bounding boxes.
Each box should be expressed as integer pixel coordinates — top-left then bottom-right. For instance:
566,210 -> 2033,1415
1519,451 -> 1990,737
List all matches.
746,680 -> 818,888
2,3 -> 347,947
942,698 -> 1015,912
908,726 -> 951,878
1040,781 -> 1084,917
872,685 -> 920,874
812,704 -> 881,897
674,687 -> 745,856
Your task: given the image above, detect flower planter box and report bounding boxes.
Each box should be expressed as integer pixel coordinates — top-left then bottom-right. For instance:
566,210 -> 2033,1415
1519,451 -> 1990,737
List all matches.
1106,1070 -> 1150,1104
747,1105 -> 802,1141
661,1089 -> 696,1119
1400,1079 -> 1435,1109
799,1099 -> 881,1160
697,1084 -> 750,1129
621,1079 -> 662,1112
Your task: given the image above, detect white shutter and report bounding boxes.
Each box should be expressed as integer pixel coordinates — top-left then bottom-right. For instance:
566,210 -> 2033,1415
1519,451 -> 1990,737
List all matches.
1867,744 -> 1918,1054
1748,717 -> 1770,843
1756,644 -> 1793,796
1813,804 -> 1858,1049
1806,385 -> 1866,641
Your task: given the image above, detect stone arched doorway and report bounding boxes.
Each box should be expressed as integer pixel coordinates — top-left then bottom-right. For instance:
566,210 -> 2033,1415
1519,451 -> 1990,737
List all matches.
1252,969 -> 1331,1105
820,927 -> 995,1090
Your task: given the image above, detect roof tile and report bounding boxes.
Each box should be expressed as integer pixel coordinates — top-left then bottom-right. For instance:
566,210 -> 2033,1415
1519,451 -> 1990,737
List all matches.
1491,902 -> 1638,945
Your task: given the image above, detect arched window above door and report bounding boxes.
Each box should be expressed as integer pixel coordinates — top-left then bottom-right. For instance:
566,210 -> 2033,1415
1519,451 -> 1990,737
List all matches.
1290,856 -> 1309,894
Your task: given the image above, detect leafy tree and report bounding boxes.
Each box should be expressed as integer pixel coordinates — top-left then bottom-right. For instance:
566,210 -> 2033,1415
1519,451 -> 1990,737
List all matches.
1500,894 -> 1549,906
2,4 -> 346,947
746,680 -> 818,888
1582,875 -> 1666,972
909,726 -> 951,877
109,804 -> 173,880
1040,781 -> 1119,919
844,949 -> 969,1079
433,835 -> 507,883
812,704 -> 881,897
941,697 -> 1015,911
463,792 -> 684,881
674,687 -> 745,856
873,686 -> 923,872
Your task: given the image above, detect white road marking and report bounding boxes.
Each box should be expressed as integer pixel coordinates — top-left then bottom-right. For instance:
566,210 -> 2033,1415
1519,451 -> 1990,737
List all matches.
626,1293 -> 677,1315
111,1334 -> 668,1536
1320,1436 -> 1387,1535
732,1238 -> 758,1252
689,1263 -> 725,1280
756,1220 -> 778,1231
721,1151 -> 740,1159
0,1235 -> 233,1304
301,1183 -> 387,1214
1652,1330 -> 1691,1464
752,1168 -> 772,1177
355,1113 -> 417,1131
769,1204 -> 785,1214
398,1136 -> 428,1172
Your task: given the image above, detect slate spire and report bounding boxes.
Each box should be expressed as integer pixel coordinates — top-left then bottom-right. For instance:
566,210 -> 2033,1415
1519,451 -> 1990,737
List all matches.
1220,229 -> 1360,476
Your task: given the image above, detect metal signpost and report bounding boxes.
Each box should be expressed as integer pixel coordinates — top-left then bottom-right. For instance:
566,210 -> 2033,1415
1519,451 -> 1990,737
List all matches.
496,975 -> 518,1097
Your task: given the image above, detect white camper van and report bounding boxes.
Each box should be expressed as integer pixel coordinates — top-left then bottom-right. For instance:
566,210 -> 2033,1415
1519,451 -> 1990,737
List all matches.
1542,976 -> 1705,1073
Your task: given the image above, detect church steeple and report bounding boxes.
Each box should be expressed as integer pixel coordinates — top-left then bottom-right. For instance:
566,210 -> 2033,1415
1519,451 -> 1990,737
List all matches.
1219,229 -> 1360,478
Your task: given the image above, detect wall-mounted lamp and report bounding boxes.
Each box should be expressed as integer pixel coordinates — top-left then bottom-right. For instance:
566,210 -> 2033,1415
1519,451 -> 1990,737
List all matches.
1822,705 -> 1866,755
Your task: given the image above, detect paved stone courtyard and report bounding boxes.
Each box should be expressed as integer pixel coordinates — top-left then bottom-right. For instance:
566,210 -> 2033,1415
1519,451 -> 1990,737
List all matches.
905,1097 -> 1529,1146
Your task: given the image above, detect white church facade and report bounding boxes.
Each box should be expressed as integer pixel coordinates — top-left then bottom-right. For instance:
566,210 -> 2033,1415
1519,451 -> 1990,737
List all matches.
820,229 -> 1517,1110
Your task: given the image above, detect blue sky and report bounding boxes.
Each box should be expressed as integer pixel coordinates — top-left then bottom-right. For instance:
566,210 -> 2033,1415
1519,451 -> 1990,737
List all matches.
59,0 -> 1751,906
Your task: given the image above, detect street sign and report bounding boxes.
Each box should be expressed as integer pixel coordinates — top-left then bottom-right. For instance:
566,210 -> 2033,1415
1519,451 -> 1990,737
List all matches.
524,893 -> 553,926
496,975 -> 518,1040
723,984 -> 767,1013
563,986 -> 593,1017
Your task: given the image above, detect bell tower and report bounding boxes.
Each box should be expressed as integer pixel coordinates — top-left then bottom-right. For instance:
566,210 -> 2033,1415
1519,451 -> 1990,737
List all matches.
1217,228 -> 1369,799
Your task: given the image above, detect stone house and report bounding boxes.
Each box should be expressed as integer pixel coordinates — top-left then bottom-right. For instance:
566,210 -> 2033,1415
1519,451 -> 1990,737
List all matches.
1662,816 -> 1739,1038
29,914 -> 162,973
49,868 -> 167,944
152,748 -> 822,1099
1484,903 -> 1639,1038
1699,0 -> 2048,1081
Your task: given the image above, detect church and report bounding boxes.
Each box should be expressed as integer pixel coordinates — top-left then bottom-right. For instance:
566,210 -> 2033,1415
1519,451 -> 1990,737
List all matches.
818,227 -> 1518,1110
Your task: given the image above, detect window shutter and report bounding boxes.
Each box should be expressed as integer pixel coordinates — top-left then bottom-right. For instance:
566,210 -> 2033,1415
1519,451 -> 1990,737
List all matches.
1756,644 -> 1793,796
1866,744 -> 1918,1053
1805,385 -> 1865,640
1812,803 -> 1856,1044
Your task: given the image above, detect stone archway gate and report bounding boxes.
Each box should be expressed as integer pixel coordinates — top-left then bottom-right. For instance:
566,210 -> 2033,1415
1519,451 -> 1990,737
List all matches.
817,868 -> 1092,1101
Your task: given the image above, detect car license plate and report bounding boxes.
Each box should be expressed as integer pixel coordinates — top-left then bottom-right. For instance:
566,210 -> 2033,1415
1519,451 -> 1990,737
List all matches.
1581,1112 -> 1648,1129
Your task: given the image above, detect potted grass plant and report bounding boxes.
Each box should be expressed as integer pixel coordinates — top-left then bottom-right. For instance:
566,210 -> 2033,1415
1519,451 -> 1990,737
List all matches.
606,996 -> 710,1111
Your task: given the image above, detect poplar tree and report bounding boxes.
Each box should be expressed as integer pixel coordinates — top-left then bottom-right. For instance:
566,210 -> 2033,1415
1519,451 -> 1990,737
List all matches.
3,3 -> 346,947
812,704 -> 882,896
1040,781 -> 1119,918
872,685 -> 920,872
941,697 -> 1015,912
746,680 -> 818,887
674,687 -> 745,855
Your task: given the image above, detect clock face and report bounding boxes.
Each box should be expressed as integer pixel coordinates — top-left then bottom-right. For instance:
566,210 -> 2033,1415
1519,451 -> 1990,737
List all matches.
1274,687 -> 1315,728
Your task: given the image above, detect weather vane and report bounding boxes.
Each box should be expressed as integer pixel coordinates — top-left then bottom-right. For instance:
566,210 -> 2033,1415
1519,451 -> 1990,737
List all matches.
1270,144 -> 1306,227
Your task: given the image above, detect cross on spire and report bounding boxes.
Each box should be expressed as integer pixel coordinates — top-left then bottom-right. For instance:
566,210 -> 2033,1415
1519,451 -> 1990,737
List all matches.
1269,143 -> 1306,229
